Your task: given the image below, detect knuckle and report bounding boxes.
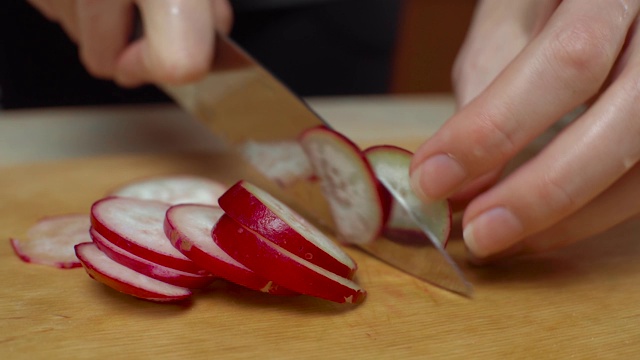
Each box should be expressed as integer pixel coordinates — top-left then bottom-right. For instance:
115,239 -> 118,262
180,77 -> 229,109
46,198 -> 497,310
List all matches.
536,172 -> 576,216
547,22 -> 612,84
467,109 -> 519,164
79,51 -> 114,79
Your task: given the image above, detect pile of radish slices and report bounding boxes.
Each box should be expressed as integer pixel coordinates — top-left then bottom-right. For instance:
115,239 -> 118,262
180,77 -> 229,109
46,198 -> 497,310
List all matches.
10,125 -> 451,306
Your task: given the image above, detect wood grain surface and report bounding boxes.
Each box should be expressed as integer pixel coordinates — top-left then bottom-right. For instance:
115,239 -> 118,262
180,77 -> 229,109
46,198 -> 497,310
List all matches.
1,153 -> 640,359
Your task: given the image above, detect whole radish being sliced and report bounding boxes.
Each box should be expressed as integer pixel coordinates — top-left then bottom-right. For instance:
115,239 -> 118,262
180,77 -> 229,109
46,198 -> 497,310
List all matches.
90,228 -> 215,289
218,180 -> 357,279
212,214 -> 366,304
109,175 -> 228,206
75,242 -> 192,302
364,145 -> 452,247
164,204 -> 294,295
299,125 -> 389,245
10,214 -> 90,269
90,197 -> 205,274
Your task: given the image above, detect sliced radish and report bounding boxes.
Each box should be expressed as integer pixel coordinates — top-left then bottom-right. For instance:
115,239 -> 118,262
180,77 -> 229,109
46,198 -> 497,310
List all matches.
90,228 -> 215,289
109,175 -> 227,206
218,180 -> 357,278
299,125 -> 389,245
364,145 -> 452,247
90,197 -> 205,274
213,214 -> 366,304
164,204 -> 293,295
75,242 -> 192,302
10,214 -> 90,269
239,140 -> 316,187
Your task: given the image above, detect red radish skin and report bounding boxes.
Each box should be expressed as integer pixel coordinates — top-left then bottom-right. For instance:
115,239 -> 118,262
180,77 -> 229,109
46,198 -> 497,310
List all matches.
299,125 -> 389,245
90,197 -> 205,274
10,214 -> 90,269
109,175 -> 228,206
164,204 -> 294,295
213,214 -> 366,304
91,228 -> 215,289
218,180 -> 357,279
75,242 -> 192,302
364,145 -> 452,247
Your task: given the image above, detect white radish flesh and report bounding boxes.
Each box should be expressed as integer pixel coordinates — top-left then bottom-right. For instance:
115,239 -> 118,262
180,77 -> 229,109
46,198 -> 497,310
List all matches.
90,197 -> 204,274
75,242 -> 192,302
90,228 -> 215,289
299,125 -> 389,245
164,204 -> 294,295
218,180 -> 357,278
239,140 -> 315,187
109,175 -> 227,206
10,214 -> 90,269
213,214 -> 366,304
364,145 -> 452,247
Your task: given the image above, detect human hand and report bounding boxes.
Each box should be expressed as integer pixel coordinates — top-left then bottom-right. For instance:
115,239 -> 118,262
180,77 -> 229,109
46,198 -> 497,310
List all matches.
27,0 -> 233,87
410,0 -> 640,261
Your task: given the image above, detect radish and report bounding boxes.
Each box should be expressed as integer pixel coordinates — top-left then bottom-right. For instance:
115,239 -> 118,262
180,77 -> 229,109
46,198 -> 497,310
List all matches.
239,140 -> 316,187
75,242 -> 192,302
364,145 -> 452,247
218,180 -> 357,278
212,213 -> 366,304
90,197 -> 205,274
90,228 -> 215,289
299,125 -> 389,245
10,214 -> 90,269
109,175 -> 228,206
164,204 -> 294,295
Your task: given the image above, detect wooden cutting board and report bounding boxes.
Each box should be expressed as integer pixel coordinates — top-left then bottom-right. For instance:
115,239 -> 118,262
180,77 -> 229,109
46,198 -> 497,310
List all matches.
1,153 -> 639,359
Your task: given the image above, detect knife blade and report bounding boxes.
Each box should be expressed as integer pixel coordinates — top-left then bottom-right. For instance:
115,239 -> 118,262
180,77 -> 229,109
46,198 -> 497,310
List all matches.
161,33 -> 473,297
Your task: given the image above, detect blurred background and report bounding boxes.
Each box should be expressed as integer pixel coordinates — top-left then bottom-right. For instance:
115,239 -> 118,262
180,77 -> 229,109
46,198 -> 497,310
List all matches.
0,0 -> 476,109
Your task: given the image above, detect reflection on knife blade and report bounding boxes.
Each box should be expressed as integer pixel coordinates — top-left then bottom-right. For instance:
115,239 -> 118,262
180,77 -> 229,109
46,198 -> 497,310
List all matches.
161,33 -> 473,297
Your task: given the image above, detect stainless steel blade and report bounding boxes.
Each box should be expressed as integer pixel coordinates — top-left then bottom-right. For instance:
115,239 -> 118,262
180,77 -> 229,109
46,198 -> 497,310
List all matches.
161,33 -> 472,296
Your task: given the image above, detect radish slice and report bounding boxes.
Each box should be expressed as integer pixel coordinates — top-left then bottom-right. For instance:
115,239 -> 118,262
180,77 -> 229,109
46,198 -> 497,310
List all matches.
164,204 -> 294,295
364,145 -> 452,247
213,214 -> 366,304
109,175 -> 227,206
10,214 -> 90,269
240,140 -> 315,187
218,180 -> 357,279
90,228 -> 215,289
90,197 -> 205,274
299,125 -> 389,245
75,242 -> 192,302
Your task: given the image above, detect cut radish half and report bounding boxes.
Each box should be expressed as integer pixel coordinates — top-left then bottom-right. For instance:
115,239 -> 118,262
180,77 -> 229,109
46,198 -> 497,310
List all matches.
218,180 -> 357,278
109,175 -> 227,206
164,204 -> 293,295
90,197 -> 205,274
213,214 -> 366,304
299,125 -> 389,245
10,214 -> 90,269
75,242 -> 192,302
364,145 -> 452,247
90,228 -> 215,289
240,140 -> 315,187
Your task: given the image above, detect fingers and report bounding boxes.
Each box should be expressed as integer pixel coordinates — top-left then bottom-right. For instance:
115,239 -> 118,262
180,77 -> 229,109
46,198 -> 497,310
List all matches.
27,0 -> 80,41
114,0 -> 222,87
477,162 -> 640,262
462,22 -> 640,258
410,0 -> 640,201
452,0 -> 559,106
521,163 -> 640,254
76,0 -> 134,79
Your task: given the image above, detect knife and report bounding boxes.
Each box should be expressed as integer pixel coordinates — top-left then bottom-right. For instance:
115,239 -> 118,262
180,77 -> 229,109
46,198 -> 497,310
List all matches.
161,33 -> 473,297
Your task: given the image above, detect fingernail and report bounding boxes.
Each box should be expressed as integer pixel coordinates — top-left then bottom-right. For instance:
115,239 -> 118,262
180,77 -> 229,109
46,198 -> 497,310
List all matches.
463,207 -> 523,258
410,154 -> 466,200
